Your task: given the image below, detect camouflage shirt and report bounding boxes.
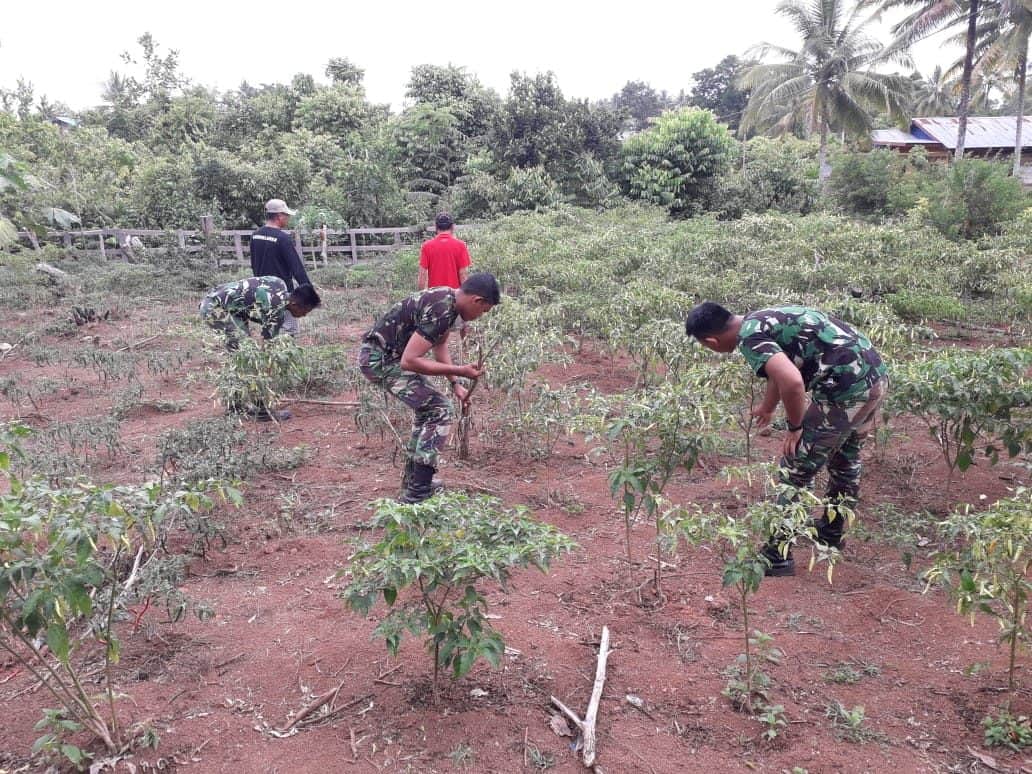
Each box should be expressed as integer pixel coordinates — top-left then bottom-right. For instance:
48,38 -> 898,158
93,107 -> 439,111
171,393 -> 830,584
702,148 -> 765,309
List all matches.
363,288 -> 460,358
205,276 -> 290,339
737,306 -> 887,402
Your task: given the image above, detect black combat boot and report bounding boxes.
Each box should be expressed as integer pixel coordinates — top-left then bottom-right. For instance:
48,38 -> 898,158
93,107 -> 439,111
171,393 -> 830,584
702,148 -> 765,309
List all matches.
813,493 -> 851,550
400,462 -> 437,504
761,541 -> 795,577
812,509 -> 847,550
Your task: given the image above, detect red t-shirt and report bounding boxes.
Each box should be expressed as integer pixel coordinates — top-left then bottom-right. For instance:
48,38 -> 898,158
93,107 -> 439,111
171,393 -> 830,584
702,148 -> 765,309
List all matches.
419,233 -> 471,289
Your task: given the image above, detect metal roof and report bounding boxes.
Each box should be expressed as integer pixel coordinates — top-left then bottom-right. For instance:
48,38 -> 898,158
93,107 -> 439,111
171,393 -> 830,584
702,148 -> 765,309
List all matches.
871,128 -> 936,146
912,116 -> 1032,150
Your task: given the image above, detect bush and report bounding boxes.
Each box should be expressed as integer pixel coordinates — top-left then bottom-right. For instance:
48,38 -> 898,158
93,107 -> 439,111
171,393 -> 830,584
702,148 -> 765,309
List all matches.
925,159 -> 1027,241
713,137 -> 819,219
621,108 -> 735,216
827,147 -> 947,220
340,493 -> 575,697
886,290 -> 968,322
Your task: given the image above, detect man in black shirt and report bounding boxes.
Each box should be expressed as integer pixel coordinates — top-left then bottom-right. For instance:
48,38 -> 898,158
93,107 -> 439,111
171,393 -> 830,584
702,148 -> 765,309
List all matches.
250,199 -> 312,337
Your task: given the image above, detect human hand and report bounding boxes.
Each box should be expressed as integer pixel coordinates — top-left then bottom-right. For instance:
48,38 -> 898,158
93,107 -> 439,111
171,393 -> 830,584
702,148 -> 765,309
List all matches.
459,364 -> 484,380
452,383 -> 470,403
782,429 -> 803,458
749,407 -> 774,429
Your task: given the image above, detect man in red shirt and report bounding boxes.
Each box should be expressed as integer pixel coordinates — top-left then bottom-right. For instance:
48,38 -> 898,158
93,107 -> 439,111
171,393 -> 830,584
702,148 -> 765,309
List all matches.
418,213 -> 471,291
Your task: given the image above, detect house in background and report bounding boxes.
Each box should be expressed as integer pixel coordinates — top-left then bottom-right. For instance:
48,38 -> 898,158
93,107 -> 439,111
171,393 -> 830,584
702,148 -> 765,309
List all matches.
872,116 -> 1032,185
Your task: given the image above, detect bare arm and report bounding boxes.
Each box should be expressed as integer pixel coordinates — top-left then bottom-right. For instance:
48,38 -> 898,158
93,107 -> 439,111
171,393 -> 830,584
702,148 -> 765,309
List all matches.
763,353 -> 808,456
400,332 -> 481,379
458,266 -> 469,285
418,267 -> 429,290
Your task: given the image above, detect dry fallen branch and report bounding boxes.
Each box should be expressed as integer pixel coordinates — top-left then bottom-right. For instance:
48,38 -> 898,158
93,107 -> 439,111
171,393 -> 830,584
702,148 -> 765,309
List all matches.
549,625 -> 612,768
281,398 -> 360,407
274,679 -> 347,734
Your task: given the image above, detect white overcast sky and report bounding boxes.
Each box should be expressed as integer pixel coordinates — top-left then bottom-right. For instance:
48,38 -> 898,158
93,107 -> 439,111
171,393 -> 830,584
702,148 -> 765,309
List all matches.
1,0 -> 956,112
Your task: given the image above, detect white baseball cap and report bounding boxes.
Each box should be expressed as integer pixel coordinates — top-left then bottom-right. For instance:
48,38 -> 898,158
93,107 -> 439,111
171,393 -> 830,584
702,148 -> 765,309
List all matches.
265,198 -> 296,216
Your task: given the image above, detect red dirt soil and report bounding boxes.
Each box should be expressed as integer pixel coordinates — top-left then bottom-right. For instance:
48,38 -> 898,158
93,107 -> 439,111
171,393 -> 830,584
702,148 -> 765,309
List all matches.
1,302 -> 1030,774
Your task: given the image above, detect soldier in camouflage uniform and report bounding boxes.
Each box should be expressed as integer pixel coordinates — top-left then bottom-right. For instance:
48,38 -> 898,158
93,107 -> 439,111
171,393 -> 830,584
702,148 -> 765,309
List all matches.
200,276 -> 321,421
685,302 -> 888,576
359,273 -> 501,503
199,276 -> 321,351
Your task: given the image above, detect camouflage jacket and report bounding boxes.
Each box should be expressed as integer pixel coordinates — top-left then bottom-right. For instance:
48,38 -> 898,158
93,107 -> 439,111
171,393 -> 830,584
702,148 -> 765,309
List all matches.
737,306 -> 887,402
205,276 -> 290,339
363,288 -> 460,358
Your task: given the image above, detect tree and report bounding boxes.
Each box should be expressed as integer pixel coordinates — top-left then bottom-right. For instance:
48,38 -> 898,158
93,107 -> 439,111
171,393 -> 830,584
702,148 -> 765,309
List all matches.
911,65 -> 959,114
860,0 -> 985,159
620,107 -> 735,214
689,56 -> 752,131
741,0 -> 912,180
293,86 -> 377,147
405,64 -> 500,142
393,102 -> 467,195
966,0 -> 1031,172
610,80 -> 670,131
325,57 -> 365,87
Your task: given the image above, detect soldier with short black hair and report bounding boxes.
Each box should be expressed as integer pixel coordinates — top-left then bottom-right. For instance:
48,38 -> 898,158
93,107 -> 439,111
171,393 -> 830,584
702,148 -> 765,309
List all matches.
200,276 -> 321,421
359,273 -> 501,503
685,302 -> 888,576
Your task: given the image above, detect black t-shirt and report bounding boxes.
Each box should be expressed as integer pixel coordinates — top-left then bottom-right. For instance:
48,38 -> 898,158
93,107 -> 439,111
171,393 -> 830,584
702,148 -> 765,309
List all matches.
249,226 -> 311,291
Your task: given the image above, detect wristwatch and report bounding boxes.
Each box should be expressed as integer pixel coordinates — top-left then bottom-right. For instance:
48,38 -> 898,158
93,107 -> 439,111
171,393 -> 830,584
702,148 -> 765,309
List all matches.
787,421 -> 803,432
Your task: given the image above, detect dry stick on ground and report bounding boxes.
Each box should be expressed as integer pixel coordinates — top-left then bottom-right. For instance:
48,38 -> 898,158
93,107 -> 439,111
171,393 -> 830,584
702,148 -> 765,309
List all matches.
115,334 -> 161,352
281,398 -> 359,407
275,678 -> 347,734
549,625 -> 612,768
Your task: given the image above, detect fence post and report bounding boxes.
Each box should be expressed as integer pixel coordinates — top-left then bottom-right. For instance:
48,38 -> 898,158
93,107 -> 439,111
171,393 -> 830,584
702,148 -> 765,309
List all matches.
98,230 -> 107,260
63,232 -> 73,251
200,215 -> 216,268
349,230 -> 358,264
233,233 -> 244,264
177,230 -> 186,249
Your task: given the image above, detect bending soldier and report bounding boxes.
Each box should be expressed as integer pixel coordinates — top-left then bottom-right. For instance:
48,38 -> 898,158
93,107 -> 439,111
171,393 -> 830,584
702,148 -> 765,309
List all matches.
685,302 -> 888,576
359,273 -> 501,503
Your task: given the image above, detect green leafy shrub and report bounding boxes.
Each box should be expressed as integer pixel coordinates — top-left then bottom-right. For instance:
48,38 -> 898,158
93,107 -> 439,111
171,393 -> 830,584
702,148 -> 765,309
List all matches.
886,290 -> 968,322
714,136 -> 819,219
927,489 -> 1032,730
340,493 -> 575,699
889,348 -> 1032,504
212,336 -> 306,414
925,159 -> 1027,241
827,149 -> 921,218
0,423 -> 239,765
620,108 -> 735,215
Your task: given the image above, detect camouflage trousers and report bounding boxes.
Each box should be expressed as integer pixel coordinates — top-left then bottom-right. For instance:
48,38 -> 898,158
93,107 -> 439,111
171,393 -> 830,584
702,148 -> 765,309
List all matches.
778,376 -> 889,507
358,343 -> 453,468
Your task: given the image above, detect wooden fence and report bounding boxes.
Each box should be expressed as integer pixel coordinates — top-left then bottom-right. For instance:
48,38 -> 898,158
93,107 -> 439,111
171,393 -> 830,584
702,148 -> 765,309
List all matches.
12,218 -> 438,266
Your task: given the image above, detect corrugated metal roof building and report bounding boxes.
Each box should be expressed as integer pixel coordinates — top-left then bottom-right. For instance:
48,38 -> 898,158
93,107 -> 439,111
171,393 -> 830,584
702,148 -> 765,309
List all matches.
872,116 -> 1032,157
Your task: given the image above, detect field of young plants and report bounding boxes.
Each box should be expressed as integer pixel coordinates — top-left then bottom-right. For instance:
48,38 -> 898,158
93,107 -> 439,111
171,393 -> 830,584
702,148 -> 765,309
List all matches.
2,204 -> 1032,773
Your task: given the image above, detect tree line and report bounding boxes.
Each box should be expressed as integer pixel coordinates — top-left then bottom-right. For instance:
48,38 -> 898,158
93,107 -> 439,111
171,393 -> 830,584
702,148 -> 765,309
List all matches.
0,0 -> 1029,235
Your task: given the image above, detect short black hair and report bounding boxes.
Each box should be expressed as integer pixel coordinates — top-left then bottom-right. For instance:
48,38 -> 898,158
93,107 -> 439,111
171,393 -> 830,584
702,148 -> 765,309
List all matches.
435,212 -> 454,231
460,272 -> 501,305
684,301 -> 733,339
291,283 -> 322,310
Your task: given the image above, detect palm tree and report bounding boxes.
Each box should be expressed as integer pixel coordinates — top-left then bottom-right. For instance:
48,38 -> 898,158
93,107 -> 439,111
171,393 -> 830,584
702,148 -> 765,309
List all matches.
964,0 -> 1031,172
860,0 -> 983,159
913,65 -> 961,114
740,0 -> 913,180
